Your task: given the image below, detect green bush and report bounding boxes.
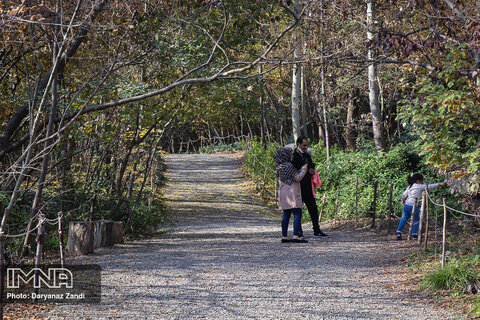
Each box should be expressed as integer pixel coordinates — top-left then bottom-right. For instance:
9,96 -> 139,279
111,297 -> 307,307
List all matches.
3,153 -> 167,258
243,137 -> 455,223
199,141 -> 244,153
127,202 -> 166,238
308,142 -> 442,221
243,138 -> 279,198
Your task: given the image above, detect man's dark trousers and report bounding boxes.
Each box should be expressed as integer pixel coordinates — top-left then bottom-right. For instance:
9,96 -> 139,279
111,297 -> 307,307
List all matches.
301,185 -> 321,235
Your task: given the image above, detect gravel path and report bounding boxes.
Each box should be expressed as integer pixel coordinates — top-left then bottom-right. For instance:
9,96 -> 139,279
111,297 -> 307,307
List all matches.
45,153 -> 462,319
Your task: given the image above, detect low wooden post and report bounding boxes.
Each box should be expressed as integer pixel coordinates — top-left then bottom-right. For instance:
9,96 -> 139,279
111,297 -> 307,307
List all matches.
67,221 -> 94,256
442,198 -> 447,268
371,181 -> 378,229
424,189 -> 431,251
93,220 -> 116,249
58,212 -> 65,267
319,194 -> 326,223
355,177 -> 359,228
407,198 -> 418,241
111,221 -> 124,245
334,189 -> 339,227
418,191 -> 426,245
387,183 -> 393,234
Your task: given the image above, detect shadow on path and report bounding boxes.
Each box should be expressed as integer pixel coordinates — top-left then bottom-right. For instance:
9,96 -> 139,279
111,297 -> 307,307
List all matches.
44,153 -> 461,320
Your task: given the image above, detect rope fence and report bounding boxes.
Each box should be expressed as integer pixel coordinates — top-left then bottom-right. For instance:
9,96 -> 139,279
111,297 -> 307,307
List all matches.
419,188 -> 480,267
0,211 -> 66,294
425,189 -> 480,218
3,223 -> 42,238
1,214 -> 61,238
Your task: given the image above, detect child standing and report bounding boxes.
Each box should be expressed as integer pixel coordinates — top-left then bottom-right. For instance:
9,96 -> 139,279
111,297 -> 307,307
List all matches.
396,173 -> 445,240
274,147 -> 308,243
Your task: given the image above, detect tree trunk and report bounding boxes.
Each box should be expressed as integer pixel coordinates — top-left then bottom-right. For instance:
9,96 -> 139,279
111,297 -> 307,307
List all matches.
259,65 -> 265,141
300,61 -> 307,137
291,0 -> 301,142
333,117 -> 345,149
367,0 -> 386,151
319,0 -> 330,159
301,1 -> 310,137
346,93 -> 357,150
318,120 -> 325,142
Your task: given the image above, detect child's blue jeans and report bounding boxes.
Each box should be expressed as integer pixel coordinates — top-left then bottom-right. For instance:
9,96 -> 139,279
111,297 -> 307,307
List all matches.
282,208 -> 302,237
397,204 -> 420,235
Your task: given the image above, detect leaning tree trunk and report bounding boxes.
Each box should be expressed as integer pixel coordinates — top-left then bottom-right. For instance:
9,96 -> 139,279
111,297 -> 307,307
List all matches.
367,0 -> 386,151
22,44 -> 59,256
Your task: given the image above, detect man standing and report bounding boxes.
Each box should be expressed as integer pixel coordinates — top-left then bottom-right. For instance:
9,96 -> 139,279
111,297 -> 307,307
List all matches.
291,136 -> 328,238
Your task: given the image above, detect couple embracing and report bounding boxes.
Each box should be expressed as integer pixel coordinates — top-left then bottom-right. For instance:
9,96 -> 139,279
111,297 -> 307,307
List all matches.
275,137 -> 328,243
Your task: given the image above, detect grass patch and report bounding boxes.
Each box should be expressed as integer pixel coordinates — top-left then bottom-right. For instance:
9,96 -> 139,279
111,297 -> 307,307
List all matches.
420,256 -> 480,292
407,231 -> 480,317
469,295 -> 480,317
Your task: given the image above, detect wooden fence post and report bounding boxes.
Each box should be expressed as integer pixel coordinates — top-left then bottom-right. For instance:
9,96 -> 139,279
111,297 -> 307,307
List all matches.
34,214 -> 46,302
319,194 -> 326,223
58,212 -> 65,267
424,189 -> 430,251
252,155 -> 256,177
371,181 -> 378,229
407,198 -> 418,241
388,183 -> 393,234
334,189 -> 339,227
442,198 -> 447,268
355,177 -> 359,229
418,191 -> 426,245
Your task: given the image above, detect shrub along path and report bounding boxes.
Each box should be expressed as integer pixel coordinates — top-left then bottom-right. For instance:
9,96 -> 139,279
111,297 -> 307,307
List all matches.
46,153 -> 461,319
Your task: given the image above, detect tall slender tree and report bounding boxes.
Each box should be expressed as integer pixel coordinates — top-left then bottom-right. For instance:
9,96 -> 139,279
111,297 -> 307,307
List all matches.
366,0 -> 386,151
291,0 -> 301,142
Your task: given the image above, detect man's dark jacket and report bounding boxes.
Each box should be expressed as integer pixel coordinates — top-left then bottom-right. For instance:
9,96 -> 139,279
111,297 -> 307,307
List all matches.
292,149 -> 315,192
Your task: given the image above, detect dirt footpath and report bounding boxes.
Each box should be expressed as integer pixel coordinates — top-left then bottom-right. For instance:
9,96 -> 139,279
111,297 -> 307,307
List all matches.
44,153 -> 462,320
